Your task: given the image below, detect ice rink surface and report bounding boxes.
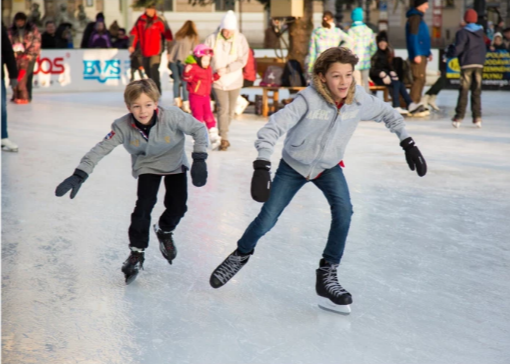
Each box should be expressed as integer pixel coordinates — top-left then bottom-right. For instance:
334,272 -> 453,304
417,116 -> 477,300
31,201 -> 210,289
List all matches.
2,89 -> 510,364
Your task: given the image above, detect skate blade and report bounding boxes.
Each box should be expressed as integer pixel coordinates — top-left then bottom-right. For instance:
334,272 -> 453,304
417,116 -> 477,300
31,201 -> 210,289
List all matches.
318,296 -> 351,315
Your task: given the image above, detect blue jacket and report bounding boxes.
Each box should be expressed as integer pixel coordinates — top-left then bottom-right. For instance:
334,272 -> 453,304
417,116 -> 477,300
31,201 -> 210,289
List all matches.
406,8 -> 431,59
447,24 -> 486,68
255,75 -> 409,179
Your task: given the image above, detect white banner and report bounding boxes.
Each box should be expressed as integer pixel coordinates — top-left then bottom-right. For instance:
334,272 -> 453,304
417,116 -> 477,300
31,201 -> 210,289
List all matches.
7,49 -> 172,93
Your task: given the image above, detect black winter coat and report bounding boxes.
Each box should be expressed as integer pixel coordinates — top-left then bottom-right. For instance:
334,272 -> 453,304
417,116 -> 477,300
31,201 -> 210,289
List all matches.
370,48 -> 394,84
2,23 -> 18,80
447,26 -> 486,68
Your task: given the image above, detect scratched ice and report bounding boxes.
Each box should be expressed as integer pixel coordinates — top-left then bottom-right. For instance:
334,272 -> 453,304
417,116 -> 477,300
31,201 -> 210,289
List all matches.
2,89 -> 509,364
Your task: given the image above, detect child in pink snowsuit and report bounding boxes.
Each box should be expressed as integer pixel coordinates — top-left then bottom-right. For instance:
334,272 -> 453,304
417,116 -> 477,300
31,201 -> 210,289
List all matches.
183,44 -> 221,148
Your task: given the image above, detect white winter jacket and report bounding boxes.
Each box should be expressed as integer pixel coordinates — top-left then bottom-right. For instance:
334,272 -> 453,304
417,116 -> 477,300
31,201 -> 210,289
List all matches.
204,30 -> 249,91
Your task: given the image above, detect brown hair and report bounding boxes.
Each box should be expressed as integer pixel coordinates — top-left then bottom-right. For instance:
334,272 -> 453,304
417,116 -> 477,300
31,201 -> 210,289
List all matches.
313,47 -> 359,76
322,11 -> 335,28
124,79 -> 160,105
175,20 -> 199,45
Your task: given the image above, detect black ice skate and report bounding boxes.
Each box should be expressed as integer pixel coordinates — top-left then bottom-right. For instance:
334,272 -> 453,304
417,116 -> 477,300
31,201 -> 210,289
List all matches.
154,224 -> 177,264
316,259 -> 352,314
122,250 -> 145,285
210,249 -> 253,288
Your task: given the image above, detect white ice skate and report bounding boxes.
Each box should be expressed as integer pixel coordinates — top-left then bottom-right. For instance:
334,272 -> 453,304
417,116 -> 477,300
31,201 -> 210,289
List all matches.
394,107 -> 411,116
1,138 -> 18,152
318,296 -> 351,314
209,127 -> 221,151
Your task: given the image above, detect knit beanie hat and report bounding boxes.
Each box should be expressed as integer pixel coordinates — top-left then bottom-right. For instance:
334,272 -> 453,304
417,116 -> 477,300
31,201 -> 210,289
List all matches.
220,10 -> 238,30
376,31 -> 388,44
351,7 -> 364,22
414,0 -> 428,7
464,9 -> 478,24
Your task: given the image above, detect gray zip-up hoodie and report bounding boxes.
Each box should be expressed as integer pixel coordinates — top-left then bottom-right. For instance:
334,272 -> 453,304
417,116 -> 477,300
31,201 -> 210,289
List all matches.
77,106 -> 208,178
255,75 -> 410,179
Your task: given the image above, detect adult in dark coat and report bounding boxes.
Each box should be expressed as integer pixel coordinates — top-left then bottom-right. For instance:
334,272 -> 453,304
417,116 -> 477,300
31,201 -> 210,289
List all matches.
2,23 -> 19,152
41,20 -> 58,48
80,12 -> 104,49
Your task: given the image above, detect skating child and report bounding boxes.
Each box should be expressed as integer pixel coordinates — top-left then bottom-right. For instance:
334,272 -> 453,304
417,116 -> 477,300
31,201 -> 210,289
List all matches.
55,79 -> 209,284
209,47 -> 427,314
182,44 -> 221,150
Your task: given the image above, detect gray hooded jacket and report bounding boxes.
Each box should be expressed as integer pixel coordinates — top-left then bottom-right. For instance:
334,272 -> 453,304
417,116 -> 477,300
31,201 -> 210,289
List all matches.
255,75 -> 410,179
77,106 -> 208,178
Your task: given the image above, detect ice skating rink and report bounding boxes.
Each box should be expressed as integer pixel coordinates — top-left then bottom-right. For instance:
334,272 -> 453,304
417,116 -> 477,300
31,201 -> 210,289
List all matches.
2,90 -> 509,364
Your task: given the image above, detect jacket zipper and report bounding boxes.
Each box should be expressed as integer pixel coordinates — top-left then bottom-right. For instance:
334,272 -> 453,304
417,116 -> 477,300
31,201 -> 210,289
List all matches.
195,80 -> 201,93
306,105 -> 342,180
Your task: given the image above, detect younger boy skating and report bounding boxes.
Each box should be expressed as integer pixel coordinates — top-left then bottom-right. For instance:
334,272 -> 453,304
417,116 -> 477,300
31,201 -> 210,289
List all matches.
183,44 -> 221,149
209,48 -> 427,314
55,79 -> 209,284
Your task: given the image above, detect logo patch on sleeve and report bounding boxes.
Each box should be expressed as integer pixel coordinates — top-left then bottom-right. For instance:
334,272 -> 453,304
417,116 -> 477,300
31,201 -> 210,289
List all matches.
104,131 -> 116,140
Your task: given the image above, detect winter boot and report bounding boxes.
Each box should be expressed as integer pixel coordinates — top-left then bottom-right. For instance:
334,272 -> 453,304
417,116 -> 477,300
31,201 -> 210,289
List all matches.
1,138 -> 18,152
219,139 -> 230,151
181,100 -> 191,113
209,127 -> 221,150
427,94 -> 440,111
316,258 -> 352,314
174,97 -> 182,108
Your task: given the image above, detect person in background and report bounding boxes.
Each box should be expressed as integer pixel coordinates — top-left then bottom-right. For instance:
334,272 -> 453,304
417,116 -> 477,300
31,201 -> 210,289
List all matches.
447,9 -> 487,128
130,44 -> 145,81
243,48 -> 257,87
108,20 -> 120,44
307,11 -> 352,76
489,32 -> 507,51
129,2 -> 173,94
113,28 -> 129,49
41,20 -> 58,49
405,0 -> 432,106
167,20 -> 199,113
55,22 -> 74,49
502,27 -> 510,50
2,23 -> 19,152
486,21 -> 495,41
204,10 -> 249,151
81,12 -> 105,49
370,31 -> 425,116
347,7 -> 376,93
88,21 -> 112,48
8,12 -> 40,104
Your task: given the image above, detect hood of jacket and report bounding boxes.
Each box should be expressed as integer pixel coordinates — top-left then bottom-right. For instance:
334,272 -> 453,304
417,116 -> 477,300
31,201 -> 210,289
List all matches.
311,72 -> 356,106
406,8 -> 424,18
465,23 -> 484,33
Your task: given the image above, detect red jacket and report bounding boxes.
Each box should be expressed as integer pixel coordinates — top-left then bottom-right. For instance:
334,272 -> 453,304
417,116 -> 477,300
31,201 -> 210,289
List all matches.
130,14 -> 173,57
182,64 -> 220,97
243,48 -> 257,82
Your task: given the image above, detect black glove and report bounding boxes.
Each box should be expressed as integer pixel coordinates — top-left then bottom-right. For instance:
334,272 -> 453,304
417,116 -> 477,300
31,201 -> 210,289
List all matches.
55,169 -> 89,199
191,152 -> 208,187
251,160 -> 272,202
400,137 -> 427,177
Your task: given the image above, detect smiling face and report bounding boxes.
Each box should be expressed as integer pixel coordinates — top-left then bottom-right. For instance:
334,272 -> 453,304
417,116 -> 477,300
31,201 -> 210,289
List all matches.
127,93 -> 158,125
319,62 -> 354,103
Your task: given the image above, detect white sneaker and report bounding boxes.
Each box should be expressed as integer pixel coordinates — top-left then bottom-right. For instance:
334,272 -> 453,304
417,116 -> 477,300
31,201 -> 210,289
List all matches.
209,127 -> 221,150
1,138 -> 18,152
394,107 -> 411,115
181,100 -> 191,113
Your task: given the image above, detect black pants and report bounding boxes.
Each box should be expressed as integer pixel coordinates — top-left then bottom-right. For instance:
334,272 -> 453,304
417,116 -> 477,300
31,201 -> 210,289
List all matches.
142,55 -> 162,94
425,70 -> 446,96
128,173 -> 188,249
454,67 -> 483,119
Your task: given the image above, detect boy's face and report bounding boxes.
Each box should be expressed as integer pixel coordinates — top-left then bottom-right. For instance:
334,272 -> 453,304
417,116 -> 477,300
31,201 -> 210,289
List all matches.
127,93 -> 158,125
417,3 -> 429,12
319,62 -> 353,102
494,36 -> 503,46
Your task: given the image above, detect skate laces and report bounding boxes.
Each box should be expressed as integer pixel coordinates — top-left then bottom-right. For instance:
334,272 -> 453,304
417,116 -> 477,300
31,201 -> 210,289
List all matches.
214,254 -> 248,284
320,264 -> 348,297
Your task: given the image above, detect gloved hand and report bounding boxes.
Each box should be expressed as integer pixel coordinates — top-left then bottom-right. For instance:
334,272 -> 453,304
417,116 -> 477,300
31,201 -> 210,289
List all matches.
191,152 -> 208,187
251,160 -> 271,202
55,169 -> 89,199
10,78 -> 18,88
400,137 -> 427,177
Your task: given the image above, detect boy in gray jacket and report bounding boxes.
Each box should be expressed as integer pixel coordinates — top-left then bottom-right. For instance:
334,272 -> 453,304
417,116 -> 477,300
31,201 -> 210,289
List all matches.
55,79 -> 209,284
210,48 -> 427,314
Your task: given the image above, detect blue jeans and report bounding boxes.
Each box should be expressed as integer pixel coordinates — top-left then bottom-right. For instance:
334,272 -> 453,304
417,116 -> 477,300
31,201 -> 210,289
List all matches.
169,61 -> 188,101
238,160 -> 353,264
390,79 -> 412,108
1,78 -> 7,139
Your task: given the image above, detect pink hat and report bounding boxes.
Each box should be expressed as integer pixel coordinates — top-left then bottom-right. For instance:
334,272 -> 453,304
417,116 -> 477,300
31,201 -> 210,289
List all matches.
193,44 -> 214,57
